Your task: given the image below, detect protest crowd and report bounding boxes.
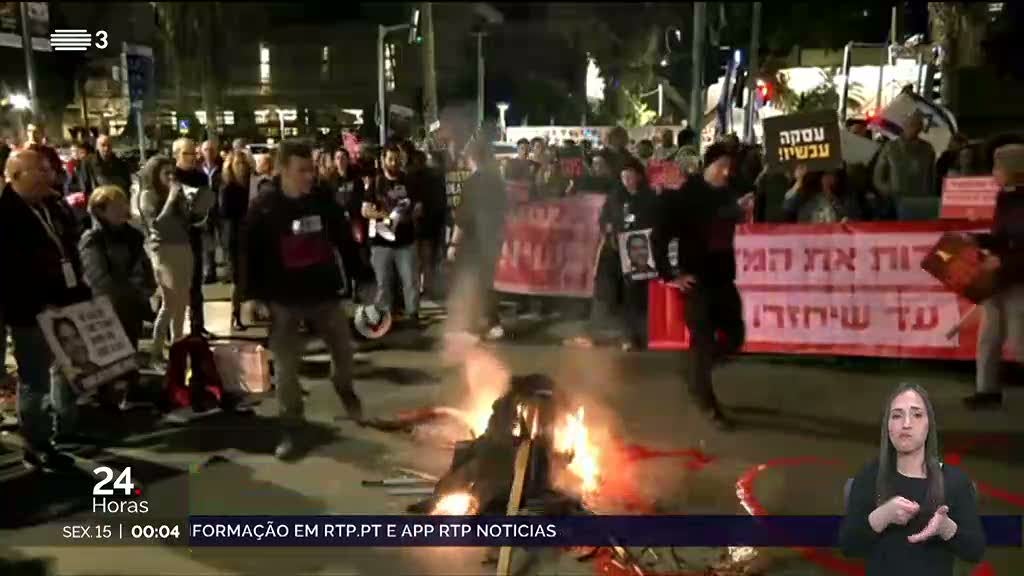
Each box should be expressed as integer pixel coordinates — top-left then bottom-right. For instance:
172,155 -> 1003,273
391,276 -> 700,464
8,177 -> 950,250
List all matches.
0,100 -> 1022,466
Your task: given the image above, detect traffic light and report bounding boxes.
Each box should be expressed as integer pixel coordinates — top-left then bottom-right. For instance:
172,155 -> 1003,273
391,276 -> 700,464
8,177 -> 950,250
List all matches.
408,8 -> 423,45
703,46 -> 733,89
755,79 -> 774,106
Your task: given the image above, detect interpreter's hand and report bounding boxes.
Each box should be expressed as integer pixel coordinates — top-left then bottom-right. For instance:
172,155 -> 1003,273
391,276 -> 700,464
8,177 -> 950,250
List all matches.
672,274 -> 697,292
908,505 -> 957,543
878,496 -> 921,528
446,245 -> 458,262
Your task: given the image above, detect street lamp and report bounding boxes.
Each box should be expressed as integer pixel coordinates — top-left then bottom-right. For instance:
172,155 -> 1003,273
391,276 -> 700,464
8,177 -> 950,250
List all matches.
10,93 -> 30,110
496,102 -> 509,140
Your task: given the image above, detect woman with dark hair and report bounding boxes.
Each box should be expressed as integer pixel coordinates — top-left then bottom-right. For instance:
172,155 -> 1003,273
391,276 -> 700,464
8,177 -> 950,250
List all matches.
839,382 -> 985,575
138,155 -> 210,367
219,151 -> 252,330
783,165 -> 866,223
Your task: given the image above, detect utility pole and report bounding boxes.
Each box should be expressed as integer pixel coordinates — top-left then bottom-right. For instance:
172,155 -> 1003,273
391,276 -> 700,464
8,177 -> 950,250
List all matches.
743,2 -> 761,143
474,31 -> 486,128
689,3 -> 706,136
377,25 -> 387,146
420,2 -> 438,128
19,1 -> 39,118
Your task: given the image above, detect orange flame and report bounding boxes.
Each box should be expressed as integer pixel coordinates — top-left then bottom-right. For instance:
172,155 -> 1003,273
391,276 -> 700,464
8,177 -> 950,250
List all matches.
431,491 -> 477,516
554,406 -> 602,496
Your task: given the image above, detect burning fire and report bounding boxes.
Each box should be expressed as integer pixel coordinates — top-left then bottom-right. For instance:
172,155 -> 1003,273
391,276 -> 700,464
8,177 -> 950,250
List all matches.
554,406 -> 602,496
454,347 -> 604,499
431,491 -> 478,516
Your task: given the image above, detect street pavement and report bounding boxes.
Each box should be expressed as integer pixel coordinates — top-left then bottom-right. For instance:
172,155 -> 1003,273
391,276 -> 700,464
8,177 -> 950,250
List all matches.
1,284 -> 1021,575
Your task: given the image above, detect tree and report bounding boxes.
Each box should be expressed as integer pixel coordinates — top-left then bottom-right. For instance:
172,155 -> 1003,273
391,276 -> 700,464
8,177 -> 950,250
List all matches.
928,2 -> 989,106
546,4 -> 691,125
154,2 -> 223,144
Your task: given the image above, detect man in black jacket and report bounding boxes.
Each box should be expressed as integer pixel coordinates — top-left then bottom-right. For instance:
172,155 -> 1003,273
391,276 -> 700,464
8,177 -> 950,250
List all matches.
241,140 -> 365,460
80,135 -> 131,197
0,150 -> 91,470
651,143 -> 755,430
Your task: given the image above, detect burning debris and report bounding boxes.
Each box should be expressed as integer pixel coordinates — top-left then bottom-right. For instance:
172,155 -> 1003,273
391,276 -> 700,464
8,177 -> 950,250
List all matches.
408,373 -> 600,516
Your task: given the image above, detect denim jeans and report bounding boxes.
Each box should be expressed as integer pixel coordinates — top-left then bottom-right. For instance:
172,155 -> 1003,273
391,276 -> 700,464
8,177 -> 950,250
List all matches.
683,283 -> 746,414
10,324 -> 78,451
370,244 -> 419,316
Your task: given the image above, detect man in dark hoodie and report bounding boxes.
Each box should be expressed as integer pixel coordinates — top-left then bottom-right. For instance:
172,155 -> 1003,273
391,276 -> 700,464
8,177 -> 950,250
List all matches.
0,150 -> 91,470
241,140 -> 366,460
651,143 -> 755,430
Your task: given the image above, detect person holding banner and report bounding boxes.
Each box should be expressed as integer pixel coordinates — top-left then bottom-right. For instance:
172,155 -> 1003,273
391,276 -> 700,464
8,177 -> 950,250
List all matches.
651,143 -> 754,431
0,149 -> 91,470
967,143 -> 1024,410
840,383 -> 985,575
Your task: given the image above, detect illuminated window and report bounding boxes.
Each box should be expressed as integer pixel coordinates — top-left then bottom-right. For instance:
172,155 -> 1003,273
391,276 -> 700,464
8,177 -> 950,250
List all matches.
195,110 -> 235,126
161,111 -> 178,127
254,109 -> 270,124
384,42 -> 396,92
259,42 -> 271,85
279,108 -> 298,122
321,45 -> 330,81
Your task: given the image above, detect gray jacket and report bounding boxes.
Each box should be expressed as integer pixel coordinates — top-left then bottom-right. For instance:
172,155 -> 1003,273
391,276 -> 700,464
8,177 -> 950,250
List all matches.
872,137 -> 936,199
138,183 -> 214,249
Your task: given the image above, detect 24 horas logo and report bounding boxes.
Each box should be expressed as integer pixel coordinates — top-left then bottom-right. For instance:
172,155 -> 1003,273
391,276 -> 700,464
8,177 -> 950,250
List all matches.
91,466 -> 149,514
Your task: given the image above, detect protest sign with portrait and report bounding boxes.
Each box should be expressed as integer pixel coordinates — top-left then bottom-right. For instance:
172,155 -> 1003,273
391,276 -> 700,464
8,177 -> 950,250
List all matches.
618,228 -> 658,281
37,297 -> 137,394
763,110 -> 843,172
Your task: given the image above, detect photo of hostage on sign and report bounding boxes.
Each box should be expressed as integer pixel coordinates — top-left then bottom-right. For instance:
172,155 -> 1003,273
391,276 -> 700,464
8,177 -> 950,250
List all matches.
38,297 -> 138,395
618,229 -> 659,281
762,110 -> 843,172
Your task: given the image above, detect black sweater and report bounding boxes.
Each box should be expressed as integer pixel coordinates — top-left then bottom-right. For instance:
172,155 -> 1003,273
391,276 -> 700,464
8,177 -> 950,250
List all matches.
651,177 -> 743,286
839,459 -> 985,576
977,187 -> 1024,289
240,179 -> 363,306
0,185 -> 91,326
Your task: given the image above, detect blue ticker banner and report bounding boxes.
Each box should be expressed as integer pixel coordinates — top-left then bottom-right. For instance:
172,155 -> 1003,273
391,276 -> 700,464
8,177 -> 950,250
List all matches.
188,515 -> 1023,548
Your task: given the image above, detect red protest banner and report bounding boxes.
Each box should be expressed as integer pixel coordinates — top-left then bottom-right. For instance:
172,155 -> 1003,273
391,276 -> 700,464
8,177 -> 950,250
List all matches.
649,221 -> 1006,360
940,176 -> 999,220
559,156 -> 585,179
505,180 -> 531,205
646,159 -> 686,190
493,194 -> 607,297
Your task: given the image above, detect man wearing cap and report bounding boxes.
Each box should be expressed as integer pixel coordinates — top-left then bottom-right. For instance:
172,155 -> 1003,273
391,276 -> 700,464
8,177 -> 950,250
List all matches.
651,143 -> 755,431
967,143 -> 1024,409
872,111 -> 937,220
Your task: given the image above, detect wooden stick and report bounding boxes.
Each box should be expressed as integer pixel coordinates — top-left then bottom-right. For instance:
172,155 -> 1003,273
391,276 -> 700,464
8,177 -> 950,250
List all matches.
946,304 -> 980,340
497,439 -> 533,576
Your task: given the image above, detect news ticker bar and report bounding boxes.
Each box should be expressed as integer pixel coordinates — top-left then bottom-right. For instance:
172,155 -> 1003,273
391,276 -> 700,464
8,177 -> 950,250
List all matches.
53,515 -> 1022,547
